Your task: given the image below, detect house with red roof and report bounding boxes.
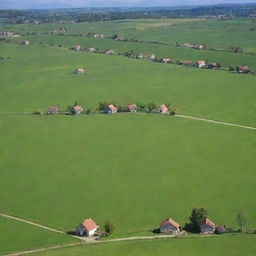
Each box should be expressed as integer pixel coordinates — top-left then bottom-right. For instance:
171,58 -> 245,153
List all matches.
105,49 -> 116,55
157,104 -> 169,114
88,47 -> 95,52
47,106 -> 60,114
76,218 -> 99,237
104,104 -> 117,114
160,218 -> 180,234
71,105 -> 83,115
126,104 -> 137,112
200,218 -> 216,234
197,60 -> 206,68
73,45 -> 82,51
23,40 -> 30,45
161,58 -> 171,63
239,66 -> 250,74
75,68 -> 85,74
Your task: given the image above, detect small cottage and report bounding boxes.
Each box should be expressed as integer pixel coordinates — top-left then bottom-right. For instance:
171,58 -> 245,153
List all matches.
161,58 -> 171,63
93,33 -> 104,39
105,49 -> 116,55
75,68 -> 85,74
115,37 -> 125,41
160,218 -> 180,235
76,218 -> 99,237
23,40 -> 30,45
71,105 -> 83,115
200,218 -> 216,234
197,60 -> 206,68
239,66 -> 250,74
73,45 -> 81,51
104,104 -> 117,114
157,104 -> 169,114
144,54 -> 156,60
126,104 -> 137,112
47,106 -> 60,114
88,47 -> 95,52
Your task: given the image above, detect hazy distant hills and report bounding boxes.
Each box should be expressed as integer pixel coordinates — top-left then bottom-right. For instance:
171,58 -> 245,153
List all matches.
0,0 -> 256,9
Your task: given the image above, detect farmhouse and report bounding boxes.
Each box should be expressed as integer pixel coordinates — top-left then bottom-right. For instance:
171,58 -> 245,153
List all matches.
160,218 -> 180,235
47,106 -> 60,114
105,49 -> 116,55
126,104 -> 137,112
161,58 -> 171,63
73,45 -> 82,51
197,60 -> 206,68
76,218 -> 99,237
71,105 -> 83,115
157,104 -> 169,114
75,68 -> 85,74
23,40 -> 30,45
239,66 -> 250,73
144,54 -> 156,60
115,37 -> 125,41
104,104 -> 117,114
200,218 -> 216,234
88,47 -> 95,52
93,33 -> 104,38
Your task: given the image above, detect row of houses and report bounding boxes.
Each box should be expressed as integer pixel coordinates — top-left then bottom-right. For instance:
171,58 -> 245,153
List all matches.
47,104 -> 172,115
1,32 -> 20,37
76,217 -> 223,237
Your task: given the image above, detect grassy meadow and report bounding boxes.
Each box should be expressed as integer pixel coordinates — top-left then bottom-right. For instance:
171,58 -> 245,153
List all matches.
0,18 -> 256,255
0,43 -> 255,126
33,235 -> 256,256
0,216 -> 76,254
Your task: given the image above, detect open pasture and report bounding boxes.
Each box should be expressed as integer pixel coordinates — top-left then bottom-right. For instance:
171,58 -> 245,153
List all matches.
0,44 -> 256,126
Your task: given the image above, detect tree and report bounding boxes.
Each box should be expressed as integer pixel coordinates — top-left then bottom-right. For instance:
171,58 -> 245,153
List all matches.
147,102 -> 156,113
137,103 -> 146,112
111,34 -> 118,40
237,212 -> 246,232
105,219 -> 115,234
229,66 -> 235,72
186,207 -> 208,233
97,101 -> 109,111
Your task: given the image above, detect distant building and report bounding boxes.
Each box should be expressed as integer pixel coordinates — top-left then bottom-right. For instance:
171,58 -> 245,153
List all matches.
73,45 -> 82,51
208,63 -> 218,69
182,60 -> 194,66
71,105 -> 83,115
115,37 -> 125,41
105,49 -> 116,55
104,104 -> 117,114
93,33 -> 104,39
23,40 -> 30,45
161,58 -> 171,63
76,218 -> 99,237
197,60 -> 206,68
87,47 -> 95,52
1,32 -> 20,37
160,218 -> 180,235
126,104 -> 137,112
239,66 -> 250,74
137,53 -> 155,60
157,104 -> 169,114
47,106 -> 60,114
75,68 -> 85,74
200,218 -> 216,234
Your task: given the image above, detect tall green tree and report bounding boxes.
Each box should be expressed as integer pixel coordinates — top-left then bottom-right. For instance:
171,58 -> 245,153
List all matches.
105,219 -> 115,235
186,207 -> 209,233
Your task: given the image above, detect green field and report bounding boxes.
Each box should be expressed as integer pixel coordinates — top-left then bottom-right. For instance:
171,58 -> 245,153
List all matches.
0,217 -> 76,255
34,235 -> 256,256
1,18 -> 256,255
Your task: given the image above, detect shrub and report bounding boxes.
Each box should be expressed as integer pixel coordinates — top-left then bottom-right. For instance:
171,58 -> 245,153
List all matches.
105,220 -> 115,235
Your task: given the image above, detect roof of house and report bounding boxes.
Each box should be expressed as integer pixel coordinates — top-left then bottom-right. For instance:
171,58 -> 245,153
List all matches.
159,104 -> 168,112
160,218 -> 180,229
88,47 -> 95,50
48,106 -> 60,110
76,68 -> 84,72
127,104 -> 137,110
82,218 -> 98,231
107,104 -> 117,111
200,218 -> 215,228
197,60 -> 206,65
162,58 -> 171,61
240,66 -> 249,70
105,49 -> 115,53
73,105 -> 83,111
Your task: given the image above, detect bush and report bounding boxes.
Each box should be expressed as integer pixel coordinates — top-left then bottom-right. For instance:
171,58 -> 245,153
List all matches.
105,220 -> 115,235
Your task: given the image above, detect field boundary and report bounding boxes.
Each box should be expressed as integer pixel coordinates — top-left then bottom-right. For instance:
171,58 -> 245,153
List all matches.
176,114 -> 256,131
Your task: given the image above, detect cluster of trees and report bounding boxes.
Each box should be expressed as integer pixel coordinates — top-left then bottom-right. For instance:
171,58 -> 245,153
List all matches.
1,5 -> 256,24
228,46 -> 243,53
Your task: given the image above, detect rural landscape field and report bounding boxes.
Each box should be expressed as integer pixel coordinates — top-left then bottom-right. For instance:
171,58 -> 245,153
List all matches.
0,2 -> 256,256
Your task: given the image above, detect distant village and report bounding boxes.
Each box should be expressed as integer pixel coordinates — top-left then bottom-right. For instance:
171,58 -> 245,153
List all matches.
1,31 -> 253,75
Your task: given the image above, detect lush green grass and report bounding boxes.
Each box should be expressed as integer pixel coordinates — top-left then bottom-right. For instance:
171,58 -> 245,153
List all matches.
1,114 -> 256,235
34,234 -> 256,256
0,44 -> 255,126
0,216 -> 76,255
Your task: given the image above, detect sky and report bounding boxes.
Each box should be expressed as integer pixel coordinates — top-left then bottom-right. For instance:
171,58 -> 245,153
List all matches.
1,0 -> 256,9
